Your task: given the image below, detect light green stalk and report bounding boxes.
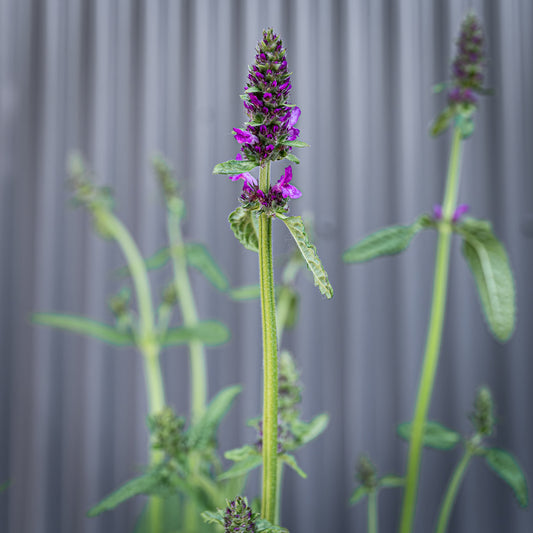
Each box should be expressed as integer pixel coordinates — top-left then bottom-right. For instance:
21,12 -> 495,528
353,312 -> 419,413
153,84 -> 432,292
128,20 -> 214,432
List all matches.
368,490 -> 378,533
399,125 -> 463,533
258,162 -> 279,524
95,209 -> 165,532
435,447 -> 473,533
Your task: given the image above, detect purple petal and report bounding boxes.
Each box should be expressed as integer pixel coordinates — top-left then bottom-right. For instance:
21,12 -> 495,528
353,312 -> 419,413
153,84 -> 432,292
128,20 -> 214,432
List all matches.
235,153 -> 243,161
288,106 -> 301,127
233,128 -> 258,144
229,172 -> 257,187
433,204 -> 443,220
452,203 -> 469,223
282,184 -> 302,199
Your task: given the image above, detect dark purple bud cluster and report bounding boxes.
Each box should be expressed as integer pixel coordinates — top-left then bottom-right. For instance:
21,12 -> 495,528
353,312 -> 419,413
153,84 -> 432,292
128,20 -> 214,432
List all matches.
234,28 -> 301,164
448,13 -> 485,106
224,496 -> 257,533
255,418 -> 293,453
355,456 -> 378,490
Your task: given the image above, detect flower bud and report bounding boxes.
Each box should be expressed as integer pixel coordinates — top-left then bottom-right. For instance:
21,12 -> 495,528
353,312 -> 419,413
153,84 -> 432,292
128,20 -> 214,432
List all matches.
470,386 -> 494,437
223,496 -> 257,533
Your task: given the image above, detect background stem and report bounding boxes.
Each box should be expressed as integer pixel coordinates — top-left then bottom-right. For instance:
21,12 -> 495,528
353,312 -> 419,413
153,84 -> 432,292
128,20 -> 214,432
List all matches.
368,490 -> 378,533
435,449 -> 473,533
399,126 -> 463,533
258,163 -> 280,524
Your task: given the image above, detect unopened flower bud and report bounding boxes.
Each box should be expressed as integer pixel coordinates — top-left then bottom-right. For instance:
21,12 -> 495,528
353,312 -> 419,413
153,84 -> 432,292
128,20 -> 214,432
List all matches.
470,386 -> 494,437
223,496 -> 257,533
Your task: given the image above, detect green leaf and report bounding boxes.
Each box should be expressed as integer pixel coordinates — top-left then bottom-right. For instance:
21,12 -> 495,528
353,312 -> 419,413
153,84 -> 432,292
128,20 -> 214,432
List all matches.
201,510 -> 224,526
185,243 -> 230,291
188,385 -> 242,450
432,82 -> 449,94
349,485 -> 369,505
32,313 -> 134,346
229,207 -> 259,252
397,421 -> 461,450
283,140 -> 309,148
284,153 -> 300,164
88,474 -> 160,517
255,518 -> 289,532
484,448 -> 529,507
343,215 -> 433,263
430,106 -> 454,136
458,219 -> 516,341
228,284 -> 261,300
213,159 -> 258,175
0,480 -> 10,493
224,445 -> 259,462
379,475 -> 405,488
277,286 -> 299,329
278,215 -> 333,298
161,320 -> 230,347
290,413 -> 329,449
115,246 -> 170,277
280,453 -> 307,478
218,454 -> 263,480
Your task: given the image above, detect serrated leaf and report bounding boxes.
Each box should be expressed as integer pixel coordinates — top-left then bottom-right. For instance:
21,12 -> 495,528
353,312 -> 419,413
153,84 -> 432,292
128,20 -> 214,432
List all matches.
188,385 -> 242,450
229,207 -> 259,252
349,485 -> 369,505
185,243 -> 229,291
256,518 -> 289,532
284,153 -> 300,164
115,246 -> 170,277
459,220 -> 516,341
224,445 -> 259,462
485,448 -> 528,507
343,215 -> 433,263
290,414 -> 329,449
430,107 -> 454,136
201,509 -> 224,526
228,284 -> 261,300
397,421 -> 461,450
278,215 -> 333,298
213,159 -> 258,175
218,455 -> 263,480
32,313 -> 134,346
161,320 -> 230,347
283,140 -> 309,148
280,453 -> 307,478
379,475 -> 405,488
88,474 -> 159,517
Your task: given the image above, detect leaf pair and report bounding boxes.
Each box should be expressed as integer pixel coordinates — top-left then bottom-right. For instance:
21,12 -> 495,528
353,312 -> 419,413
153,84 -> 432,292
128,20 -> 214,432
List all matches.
343,215 -> 516,342
229,207 -> 333,299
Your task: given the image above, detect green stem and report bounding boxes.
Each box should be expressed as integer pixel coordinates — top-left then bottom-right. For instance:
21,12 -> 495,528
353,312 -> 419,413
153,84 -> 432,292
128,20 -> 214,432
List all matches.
368,490 -> 378,533
399,126 -> 463,533
258,163 -> 279,524
166,211 -> 207,423
435,448 -> 473,533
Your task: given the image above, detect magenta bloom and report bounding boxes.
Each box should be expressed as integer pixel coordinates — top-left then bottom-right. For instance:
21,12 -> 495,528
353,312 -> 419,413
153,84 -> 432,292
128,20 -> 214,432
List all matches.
433,203 -> 469,223
271,166 -> 301,199
233,128 -> 258,145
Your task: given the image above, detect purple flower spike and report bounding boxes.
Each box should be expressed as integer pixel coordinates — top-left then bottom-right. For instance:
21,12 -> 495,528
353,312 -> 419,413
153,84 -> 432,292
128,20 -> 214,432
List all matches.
452,203 -> 469,223
433,204 -> 443,220
229,172 -> 258,187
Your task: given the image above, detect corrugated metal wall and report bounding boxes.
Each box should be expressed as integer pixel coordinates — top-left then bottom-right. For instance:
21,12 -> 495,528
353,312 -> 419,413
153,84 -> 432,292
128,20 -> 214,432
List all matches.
1,1 -> 532,532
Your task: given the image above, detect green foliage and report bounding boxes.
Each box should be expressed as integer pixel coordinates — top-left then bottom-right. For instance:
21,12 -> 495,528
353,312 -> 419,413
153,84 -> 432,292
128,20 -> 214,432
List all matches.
32,313 -> 134,346
161,320 -> 230,347
213,159 -> 258,175
343,215 -> 434,263
228,284 -> 261,300
349,485 -> 369,505
218,448 -> 263,480
115,247 -> 170,277
484,448 -> 529,507
288,414 -> 329,450
277,286 -> 299,330
185,243 -> 230,291
229,207 -> 260,252
279,453 -> 307,478
469,386 -> 495,437
0,481 -> 10,493
202,506 -> 288,532
283,140 -> 309,148
457,218 -> 516,341
188,385 -> 242,451
379,474 -> 405,488
430,106 -> 454,137
397,421 -> 461,450
284,153 -> 300,164
87,474 -> 161,517
277,214 -> 333,298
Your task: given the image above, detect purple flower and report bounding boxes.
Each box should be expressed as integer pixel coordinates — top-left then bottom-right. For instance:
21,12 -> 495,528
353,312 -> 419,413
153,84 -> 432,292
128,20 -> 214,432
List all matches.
229,172 -> 258,187
223,496 -> 257,533
233,28 -> 303,164
271,166 -> 302,199
433,204 -> 443,220
433,203 -> 469,223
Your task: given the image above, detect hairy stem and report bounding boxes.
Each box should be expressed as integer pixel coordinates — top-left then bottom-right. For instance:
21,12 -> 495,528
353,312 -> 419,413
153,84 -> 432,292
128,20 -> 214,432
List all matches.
167,211 -> 207,423
399,126 -> 463,533
368,490 -> 378,533
258,163 -> 279,524
435,448 -> 473,533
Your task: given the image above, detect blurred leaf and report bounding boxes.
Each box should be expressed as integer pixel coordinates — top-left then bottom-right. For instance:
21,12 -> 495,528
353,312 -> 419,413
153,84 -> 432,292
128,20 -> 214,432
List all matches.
115,247 -> 170,277
0,481 -> 10,493
185,243 -> 230,291
284,153 -> 300,164
88,474 -> 159,517
484,448 -> 528,507
349,485 -> 369,505
379,475 -> 405,488
290,414 -> 330,449
458,219 -> 516,342
229,207 -> 259,252
283,140 -> 309,148
224,445 -> 259,462
432,82 -> 449,94
343,215 -> 434,263
218,455 -> 262,480
397,421 -> 461,450
32,313 -> 134,346
278,215 -> 333,298
430,106 -> 454,136
280,453 -> 307,478
213,159 -> 258,175
188,385 -> 242,450
161,320 -> 230,347
228,284 -> 261,300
